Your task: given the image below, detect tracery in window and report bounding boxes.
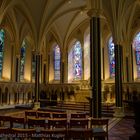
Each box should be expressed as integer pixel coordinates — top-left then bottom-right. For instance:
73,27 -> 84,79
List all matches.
73,41 -> 82,80
133,32 -> 140,78
20,40 -> 26,81
0,29 -> 5,78
108,37 -> 115,77
54,45 -> 60,80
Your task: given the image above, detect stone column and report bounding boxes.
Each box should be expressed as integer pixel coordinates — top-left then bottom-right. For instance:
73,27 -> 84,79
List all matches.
87,10 -> 102,118
43,61 -> 47,84
113,44 -> 124,117
15,54 -> 20,82
60,59 -> 65,84
34,53 -> 41,109
46,53 -> 50,83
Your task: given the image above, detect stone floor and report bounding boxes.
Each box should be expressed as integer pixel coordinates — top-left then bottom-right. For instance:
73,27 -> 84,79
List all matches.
109,118 -> 135,140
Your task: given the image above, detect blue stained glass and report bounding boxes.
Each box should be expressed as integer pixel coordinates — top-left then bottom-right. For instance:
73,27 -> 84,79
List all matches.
0,29 -> 5,78
133,32 -> 140,78
136,51 -> 140,65
54,45 -> 60,80
108,37 -> 115,77
73,41 -> 82,80
20,41 -> 26,81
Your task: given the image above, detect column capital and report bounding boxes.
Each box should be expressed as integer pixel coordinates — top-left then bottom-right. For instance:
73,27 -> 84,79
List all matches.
86,0 -> 103,18
43,60 -> 47,63
16,54 -> 20,58
87,9 -> 103,18
62,59 -> 65,63
113,40 -> 124,46
34,51 -> 41,55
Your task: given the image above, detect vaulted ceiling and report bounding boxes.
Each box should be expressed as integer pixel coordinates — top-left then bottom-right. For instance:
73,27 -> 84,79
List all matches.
0,0 -> 140,50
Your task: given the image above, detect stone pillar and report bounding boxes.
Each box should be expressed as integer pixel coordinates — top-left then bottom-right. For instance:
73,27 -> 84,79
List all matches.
46,53 -> 50,83
60,59 -> 65,84
15,55 -> 20,82
87,10 -> 102,118
43,61 -> 47,84
34,53 -> 40,109
113,44 -> 124,117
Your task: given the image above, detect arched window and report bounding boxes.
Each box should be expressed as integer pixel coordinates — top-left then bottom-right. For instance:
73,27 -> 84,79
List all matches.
108,37 -> 115,77
20,40 -> 26,81
54,45 -> 60,80
68,40 -> 82,82
133,32 -> 140,78
73,41 -> 82,80
0,29 -> 5,79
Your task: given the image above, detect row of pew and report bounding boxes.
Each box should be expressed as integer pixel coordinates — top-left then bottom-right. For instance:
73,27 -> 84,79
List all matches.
0,109 -> 109,140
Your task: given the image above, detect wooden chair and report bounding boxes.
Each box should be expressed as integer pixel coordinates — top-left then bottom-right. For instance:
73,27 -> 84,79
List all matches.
71,113 -> 86,118
90,118 -> 109,140
68,118 -> 91,140
41,118 -> 68,139
0,115 -> 11,127
37,111 -> 51,118
10,116 -> 25,128
49,118 -> 67,128
52,112 -> 67,118
25,110 -> 37,121
27,117 -> 47,129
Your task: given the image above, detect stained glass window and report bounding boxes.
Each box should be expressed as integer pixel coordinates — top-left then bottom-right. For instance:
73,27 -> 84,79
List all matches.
0,29 -> 5,79
133,32 -> 140,78
20,40 -> 26,81
54,45 -> 60,80
32,52 -> 36,82
108,37 -> 115,77
73,41 -> 82,80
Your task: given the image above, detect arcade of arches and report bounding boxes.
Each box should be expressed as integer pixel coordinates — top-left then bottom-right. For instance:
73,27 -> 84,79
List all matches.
0,0 -> 140,117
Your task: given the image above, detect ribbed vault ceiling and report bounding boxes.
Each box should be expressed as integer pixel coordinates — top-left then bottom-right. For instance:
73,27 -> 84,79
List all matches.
0,0 -> 140,49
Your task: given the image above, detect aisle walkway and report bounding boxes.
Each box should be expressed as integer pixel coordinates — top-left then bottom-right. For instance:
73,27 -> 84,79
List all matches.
109,118 -> 135,140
